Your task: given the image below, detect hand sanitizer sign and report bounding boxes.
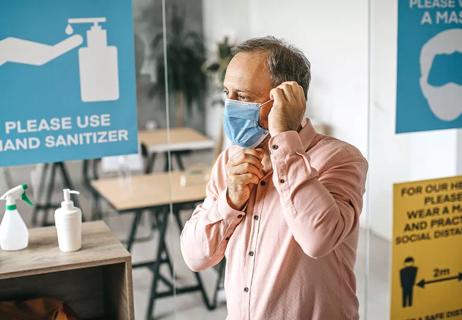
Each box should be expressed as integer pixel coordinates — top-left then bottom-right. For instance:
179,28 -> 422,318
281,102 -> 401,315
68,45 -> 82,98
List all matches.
0,0 -> 138,167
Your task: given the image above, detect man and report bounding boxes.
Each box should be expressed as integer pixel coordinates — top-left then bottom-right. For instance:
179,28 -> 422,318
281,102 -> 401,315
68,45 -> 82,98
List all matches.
180,36 -> 368,320
400,256 -> 418,308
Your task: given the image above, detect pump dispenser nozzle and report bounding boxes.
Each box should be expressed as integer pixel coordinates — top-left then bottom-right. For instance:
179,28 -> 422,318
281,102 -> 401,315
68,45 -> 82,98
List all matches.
61,189 -> 80,210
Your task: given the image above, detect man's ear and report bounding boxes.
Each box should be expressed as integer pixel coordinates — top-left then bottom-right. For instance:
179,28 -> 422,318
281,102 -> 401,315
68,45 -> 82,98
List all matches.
259,100 -> 273,129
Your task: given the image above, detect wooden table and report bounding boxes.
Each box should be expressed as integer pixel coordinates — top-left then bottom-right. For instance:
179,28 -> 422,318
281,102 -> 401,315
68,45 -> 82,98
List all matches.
138,128 -> 215,172
90,170 -> 213,319
91,171 -> 207,212
0,221 -> 134,319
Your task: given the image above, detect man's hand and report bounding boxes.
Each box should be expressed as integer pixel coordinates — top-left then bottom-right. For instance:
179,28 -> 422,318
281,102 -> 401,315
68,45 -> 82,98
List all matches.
268,81 -> 306,136
226,148 -> 264,210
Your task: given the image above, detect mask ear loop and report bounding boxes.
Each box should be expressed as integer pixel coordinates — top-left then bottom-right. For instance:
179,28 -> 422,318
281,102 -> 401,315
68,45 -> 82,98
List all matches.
259,99 -> 273,108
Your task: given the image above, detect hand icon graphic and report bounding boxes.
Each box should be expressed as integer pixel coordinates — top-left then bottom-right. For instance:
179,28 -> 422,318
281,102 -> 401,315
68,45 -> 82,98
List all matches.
0,35 -> 83,66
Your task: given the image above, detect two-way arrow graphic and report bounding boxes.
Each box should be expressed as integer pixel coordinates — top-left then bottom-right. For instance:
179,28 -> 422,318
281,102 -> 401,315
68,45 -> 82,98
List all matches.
417,273 -> 462,288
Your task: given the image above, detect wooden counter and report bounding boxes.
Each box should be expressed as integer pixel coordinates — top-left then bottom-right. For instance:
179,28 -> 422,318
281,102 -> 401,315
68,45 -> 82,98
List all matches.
0,221 -> 134,319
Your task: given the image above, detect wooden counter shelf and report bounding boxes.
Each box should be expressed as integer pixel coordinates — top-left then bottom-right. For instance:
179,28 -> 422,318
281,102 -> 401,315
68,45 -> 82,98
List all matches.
0,221 -> 134,320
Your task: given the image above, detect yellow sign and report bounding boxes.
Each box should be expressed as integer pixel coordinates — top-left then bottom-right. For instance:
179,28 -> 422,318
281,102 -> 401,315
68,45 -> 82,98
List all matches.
391,175 -> 462,320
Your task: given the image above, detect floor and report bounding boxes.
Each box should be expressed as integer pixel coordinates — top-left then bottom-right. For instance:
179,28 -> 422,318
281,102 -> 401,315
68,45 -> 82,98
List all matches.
2,151 -> 390,319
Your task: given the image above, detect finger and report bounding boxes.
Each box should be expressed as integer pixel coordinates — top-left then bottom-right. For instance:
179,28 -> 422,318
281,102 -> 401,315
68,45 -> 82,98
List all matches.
231,149 -> 262,163
277,83 -> 297,103
230,162 -> 264,178
242,148 -> 264,160
283,81 -> 305,102
230,149 -> 264,164
270,87 -> 286,104
234,173 -> 260,185
296,84 -> 306,104
231,155 -> 263,170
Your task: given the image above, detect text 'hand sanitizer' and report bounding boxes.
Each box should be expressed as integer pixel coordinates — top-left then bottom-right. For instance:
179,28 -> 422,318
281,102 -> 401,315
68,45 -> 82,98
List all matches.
55,189 -> 82,252
0,184 -> 33,251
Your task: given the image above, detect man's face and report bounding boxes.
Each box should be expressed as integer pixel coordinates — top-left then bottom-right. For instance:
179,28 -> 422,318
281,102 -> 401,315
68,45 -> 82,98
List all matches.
223,52 -> 274,129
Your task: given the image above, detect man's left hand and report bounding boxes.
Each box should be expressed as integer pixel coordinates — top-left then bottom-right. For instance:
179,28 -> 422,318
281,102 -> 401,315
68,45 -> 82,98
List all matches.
268,81 -> 306,136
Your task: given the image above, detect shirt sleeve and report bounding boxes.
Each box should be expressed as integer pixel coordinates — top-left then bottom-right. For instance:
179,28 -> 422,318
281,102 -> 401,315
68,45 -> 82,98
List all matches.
268,131 -> 368,259
180,150 -> 246,272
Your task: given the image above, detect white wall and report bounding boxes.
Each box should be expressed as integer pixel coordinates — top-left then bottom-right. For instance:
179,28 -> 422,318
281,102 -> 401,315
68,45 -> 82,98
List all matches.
248,0 -> 369,155
202,0 -> 369,155
202,0 -> 250,143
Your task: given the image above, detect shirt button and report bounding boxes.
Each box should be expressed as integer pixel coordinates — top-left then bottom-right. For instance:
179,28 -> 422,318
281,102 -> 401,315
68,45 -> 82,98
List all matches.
254,215 -> 259,221
272,144 -> 279,150
279,179 -> 285,184
244,287 -> 249,292
260,180 -> 266,186
225,236 -> 230,241
237,214 -> 243,219
249,251 -> 254,256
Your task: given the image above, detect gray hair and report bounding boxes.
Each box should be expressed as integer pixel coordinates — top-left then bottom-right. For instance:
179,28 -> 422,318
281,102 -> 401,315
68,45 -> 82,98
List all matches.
232,36 -> 311,98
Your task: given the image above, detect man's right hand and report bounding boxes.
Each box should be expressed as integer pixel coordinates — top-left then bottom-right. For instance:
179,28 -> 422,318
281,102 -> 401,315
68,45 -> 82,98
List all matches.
226,148 -> 264,210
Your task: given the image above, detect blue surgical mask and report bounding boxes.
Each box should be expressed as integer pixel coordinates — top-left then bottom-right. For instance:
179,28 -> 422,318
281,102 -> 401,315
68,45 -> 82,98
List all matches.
223,99 -> 271,148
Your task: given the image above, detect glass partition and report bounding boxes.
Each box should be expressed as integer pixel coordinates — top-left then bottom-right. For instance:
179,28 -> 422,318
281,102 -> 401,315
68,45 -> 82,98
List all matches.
366,0 -> 462,319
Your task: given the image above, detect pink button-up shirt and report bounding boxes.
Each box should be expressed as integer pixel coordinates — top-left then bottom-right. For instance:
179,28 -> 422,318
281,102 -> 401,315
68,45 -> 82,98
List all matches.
180,118 -> 368,320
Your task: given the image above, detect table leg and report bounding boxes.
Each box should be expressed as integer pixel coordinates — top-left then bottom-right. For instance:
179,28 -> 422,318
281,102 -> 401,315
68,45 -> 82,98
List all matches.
90,185 -> 103,221
126,210 -> 142,252
174,152 -> 185,171
163,152 -> 170,172
92,159 -> 100,180
32,163 -> 49,226
172,208 -> 213,310
41,163 -> 56,226
82,160 -> 90,187
146,209 -> 169,319
145,153 -> 157,174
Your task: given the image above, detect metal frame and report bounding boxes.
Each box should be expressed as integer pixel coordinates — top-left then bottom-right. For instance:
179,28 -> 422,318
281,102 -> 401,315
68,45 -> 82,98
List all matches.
88,184 -> 214,319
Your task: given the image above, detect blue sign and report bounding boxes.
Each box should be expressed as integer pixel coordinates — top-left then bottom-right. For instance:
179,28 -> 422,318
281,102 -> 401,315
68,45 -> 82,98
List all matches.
0,0 -> 138,166
396,0 -> 462,133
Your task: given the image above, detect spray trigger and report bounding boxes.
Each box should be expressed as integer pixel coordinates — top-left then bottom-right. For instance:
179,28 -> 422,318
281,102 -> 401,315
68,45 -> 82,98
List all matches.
21,192 -> 33,206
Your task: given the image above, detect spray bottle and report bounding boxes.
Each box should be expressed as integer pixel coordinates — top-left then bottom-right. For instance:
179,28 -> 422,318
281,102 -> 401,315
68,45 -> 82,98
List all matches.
54,189 -> 82,252
0,184 -> 33,251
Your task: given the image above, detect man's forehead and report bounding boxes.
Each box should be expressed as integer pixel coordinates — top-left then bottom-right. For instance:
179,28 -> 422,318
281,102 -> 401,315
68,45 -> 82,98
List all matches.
224,52 -> 272,95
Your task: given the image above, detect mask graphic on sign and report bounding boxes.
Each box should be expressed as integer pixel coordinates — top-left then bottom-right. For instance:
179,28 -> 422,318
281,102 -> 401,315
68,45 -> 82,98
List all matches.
419,28 -> 462,121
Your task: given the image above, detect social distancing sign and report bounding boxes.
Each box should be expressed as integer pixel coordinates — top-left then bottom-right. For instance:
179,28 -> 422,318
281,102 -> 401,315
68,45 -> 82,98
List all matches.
391,175 -> 462,320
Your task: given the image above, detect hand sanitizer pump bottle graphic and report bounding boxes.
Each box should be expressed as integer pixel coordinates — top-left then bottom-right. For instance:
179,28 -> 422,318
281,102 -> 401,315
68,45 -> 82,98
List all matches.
66,18 -> 119,102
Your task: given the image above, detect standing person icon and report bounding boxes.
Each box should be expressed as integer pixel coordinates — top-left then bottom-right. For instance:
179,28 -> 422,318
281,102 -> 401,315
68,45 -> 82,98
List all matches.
400,256 -> 418,308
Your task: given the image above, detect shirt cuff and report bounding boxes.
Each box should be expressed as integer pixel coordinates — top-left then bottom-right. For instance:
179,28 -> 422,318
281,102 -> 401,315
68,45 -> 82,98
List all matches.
268,130 -> 305,161
268,131 -> 318,193
217,188 -> 246,222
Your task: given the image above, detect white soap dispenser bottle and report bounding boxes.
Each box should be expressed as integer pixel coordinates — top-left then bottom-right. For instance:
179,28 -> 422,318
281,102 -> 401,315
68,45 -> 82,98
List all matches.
54,189 -> 82,252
